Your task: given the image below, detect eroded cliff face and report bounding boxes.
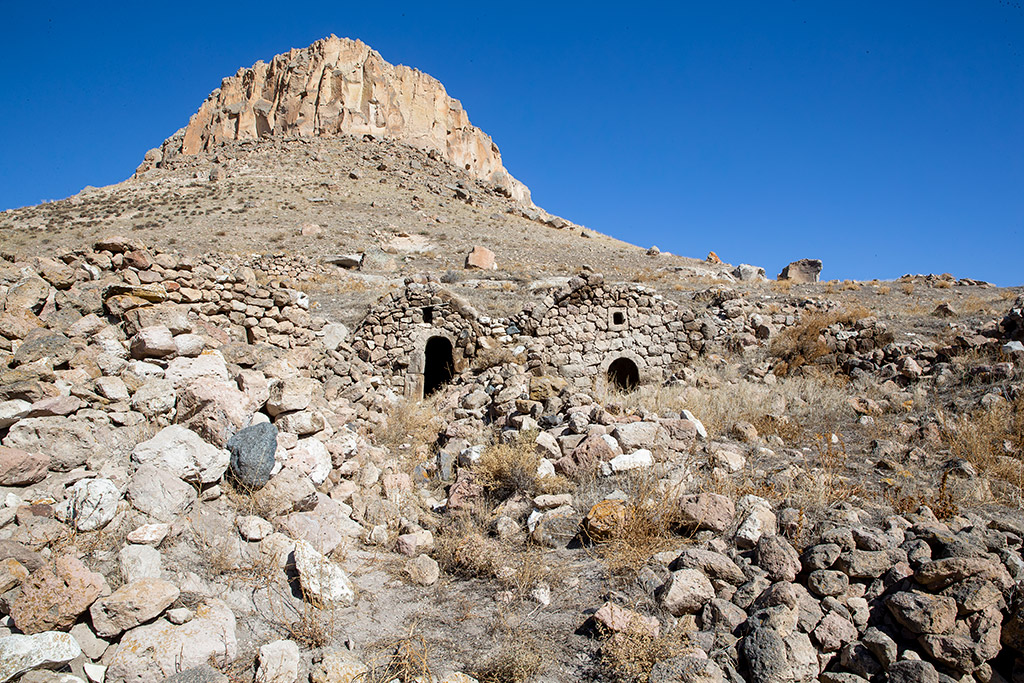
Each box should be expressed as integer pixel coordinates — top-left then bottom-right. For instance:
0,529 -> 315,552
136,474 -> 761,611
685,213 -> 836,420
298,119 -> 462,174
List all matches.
151,35 -> 532,205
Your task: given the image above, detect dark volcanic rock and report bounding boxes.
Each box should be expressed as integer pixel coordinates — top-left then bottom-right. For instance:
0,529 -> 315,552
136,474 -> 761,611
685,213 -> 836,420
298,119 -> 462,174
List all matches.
227,422 -> 278,489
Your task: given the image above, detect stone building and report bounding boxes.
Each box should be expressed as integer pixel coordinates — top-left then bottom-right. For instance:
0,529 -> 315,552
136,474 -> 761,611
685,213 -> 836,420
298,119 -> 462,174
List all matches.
351,280 -> 485,399
515,272 -> 701,391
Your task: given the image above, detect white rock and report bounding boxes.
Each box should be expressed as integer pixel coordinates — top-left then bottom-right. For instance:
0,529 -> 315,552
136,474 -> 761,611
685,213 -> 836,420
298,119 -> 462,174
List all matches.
286,437 -> 331,485
126,361 -> 164,379
0,400 -> 31,429
0,631 -> 82,682
55,478 -> 120,531
256,639 -> 300,683
681,410 -> 708,440
129,326 -> 176,359
266,377 -> 317,417
458,445 -> 484,467
129,379 -> 175,418
126,523 -> 169,545
601,449 -> 654,476
95,376 -> 130,401
164,351 -> 230,389
119,545 -> 162,584
84,662 -> 106,683
537,459 -> 555,479
733,494 -> 778,549
131,424 -> 229,484
236,515 -> 273,541
172,334 -> 206,357
320,323 -> 349,351
293,539 -> 356,607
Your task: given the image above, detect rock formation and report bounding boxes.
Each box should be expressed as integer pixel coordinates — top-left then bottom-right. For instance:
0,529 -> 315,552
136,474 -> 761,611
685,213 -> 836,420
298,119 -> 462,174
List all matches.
144,35 -> 532,205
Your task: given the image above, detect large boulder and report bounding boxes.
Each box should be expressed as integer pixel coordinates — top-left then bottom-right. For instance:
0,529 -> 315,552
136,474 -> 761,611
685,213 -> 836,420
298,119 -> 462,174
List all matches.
10,555 -> 107,634
104,599 -> 236,683
3,417 -> 97,471
0,446 -> 49,485
131,424 -> 229,484
227,422 -> 278,489
777,259 -> 822,283
0,631 -> 82,683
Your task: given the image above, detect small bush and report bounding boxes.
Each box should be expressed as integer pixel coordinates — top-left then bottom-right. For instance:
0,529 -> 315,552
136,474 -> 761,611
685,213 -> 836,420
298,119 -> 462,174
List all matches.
440,270 -> 461,283
770,306 -> 870,375
376,398 -> 440,452
474,433 -> 542,500
600,628 -> 689,683
474,634 -> 547,683
472,347 -> 520,372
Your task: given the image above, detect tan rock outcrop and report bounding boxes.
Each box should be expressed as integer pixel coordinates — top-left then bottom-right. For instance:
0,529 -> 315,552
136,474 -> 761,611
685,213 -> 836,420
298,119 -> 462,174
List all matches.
151,35 -> 532,205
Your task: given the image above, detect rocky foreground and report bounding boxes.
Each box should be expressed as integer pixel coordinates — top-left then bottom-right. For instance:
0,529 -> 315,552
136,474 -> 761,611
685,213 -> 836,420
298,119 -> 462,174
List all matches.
0,236 -> 1022,683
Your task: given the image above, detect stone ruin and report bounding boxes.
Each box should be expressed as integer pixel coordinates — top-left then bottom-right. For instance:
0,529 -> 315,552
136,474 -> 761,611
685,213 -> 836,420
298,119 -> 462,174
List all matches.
351,280 -> 486,399
515,272 -> 705,391
349,271 -> 719,400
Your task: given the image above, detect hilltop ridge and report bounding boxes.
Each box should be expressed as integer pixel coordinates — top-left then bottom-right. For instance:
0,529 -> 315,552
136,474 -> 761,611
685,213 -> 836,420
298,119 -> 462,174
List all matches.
139,35 -> 533,206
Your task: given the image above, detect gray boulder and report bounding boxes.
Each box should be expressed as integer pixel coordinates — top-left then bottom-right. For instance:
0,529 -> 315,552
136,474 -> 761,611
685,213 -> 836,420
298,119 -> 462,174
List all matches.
227,422 -> 278,489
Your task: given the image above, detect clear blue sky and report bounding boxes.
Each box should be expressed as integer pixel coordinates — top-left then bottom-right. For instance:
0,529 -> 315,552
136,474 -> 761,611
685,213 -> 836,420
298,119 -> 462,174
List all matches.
3,2 -> 1022,285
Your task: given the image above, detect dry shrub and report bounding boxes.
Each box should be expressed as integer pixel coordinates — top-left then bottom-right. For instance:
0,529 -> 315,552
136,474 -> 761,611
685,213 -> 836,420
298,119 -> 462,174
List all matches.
878,285 -> 891,295
940,397 -> 1024,504
593,474 -> 686,575
770,306 -> 871,376
600,628 -> 690,683
473,634 -> 547,683
771,279 -> 793,293
362,629 -> 434,683
900,282 -> 915,295
882,473 -> 960,520
933,279 -> 953,289
431,512 -> 506,579
376,398 -> 441,452
474,432 -> 542,500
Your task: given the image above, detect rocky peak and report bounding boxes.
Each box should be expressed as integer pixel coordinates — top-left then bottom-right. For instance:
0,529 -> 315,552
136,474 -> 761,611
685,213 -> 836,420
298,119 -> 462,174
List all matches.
146,35 -> 532,205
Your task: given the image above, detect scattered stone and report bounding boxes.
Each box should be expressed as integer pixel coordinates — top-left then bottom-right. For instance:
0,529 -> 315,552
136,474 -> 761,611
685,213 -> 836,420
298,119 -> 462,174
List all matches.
256,639 -> 300,683
89,578 -> 180,637
292,539 -> 356,607
405,555 -> 440,586
55,478 -> 120,531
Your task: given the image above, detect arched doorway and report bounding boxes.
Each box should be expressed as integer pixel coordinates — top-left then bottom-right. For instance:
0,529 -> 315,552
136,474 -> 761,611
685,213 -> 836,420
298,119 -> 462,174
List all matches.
607,357 -> 640,392
423,336 -> 455,396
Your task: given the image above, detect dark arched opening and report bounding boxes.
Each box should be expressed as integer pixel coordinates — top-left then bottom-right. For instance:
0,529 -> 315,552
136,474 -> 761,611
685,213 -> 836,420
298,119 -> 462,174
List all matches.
607,357 -> 640,392
423,336 -> 455,396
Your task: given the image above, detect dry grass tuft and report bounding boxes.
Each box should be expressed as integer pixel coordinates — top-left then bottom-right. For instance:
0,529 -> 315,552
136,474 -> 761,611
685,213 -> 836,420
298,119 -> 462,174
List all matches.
376,397 -> 441,453
592,474 -> 686,575
431,512 -> 506,579
473,634 -> 547,683
940,397 -> 1024,505
473,346 -> 521,372
600,627 -> 690,683
473,432 -> 543,500
362,628 -> 435,683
